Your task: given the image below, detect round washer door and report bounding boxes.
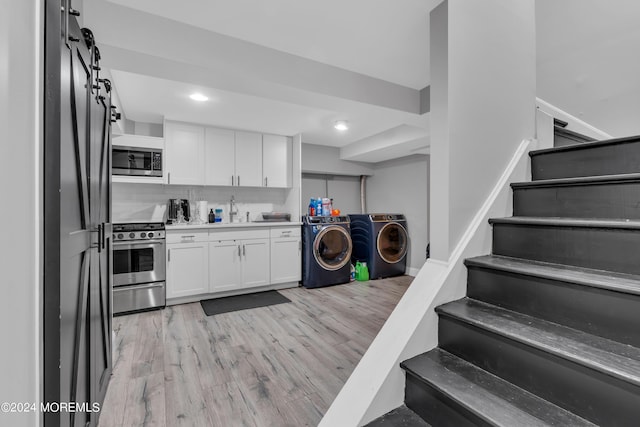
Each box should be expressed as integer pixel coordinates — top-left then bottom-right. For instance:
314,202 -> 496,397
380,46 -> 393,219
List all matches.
377,222 -> 408,264
313,225 -> 353,271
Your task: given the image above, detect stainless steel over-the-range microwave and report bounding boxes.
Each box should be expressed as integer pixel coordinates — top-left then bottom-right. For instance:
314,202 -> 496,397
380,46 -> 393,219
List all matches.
112,145 -> 163,177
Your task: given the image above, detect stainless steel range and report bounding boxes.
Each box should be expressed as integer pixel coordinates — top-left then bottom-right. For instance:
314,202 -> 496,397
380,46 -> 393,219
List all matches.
112,222 -> 166,315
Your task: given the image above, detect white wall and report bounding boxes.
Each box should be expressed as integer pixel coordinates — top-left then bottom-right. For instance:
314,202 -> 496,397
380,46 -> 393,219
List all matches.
113,183 -> 291,223
430,0 -> 536,260
0,0 -> 41,425
366,155 -> 429,274
301,174 -> 362,215
302,143 -> 373,176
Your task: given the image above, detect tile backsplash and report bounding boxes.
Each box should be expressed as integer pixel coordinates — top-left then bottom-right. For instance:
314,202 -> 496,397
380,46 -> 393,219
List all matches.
113,183 -> 290,223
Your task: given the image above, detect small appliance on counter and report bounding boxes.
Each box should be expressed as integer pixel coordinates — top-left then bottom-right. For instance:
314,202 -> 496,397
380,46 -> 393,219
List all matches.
254,212 -> 291,222
166,199 -> 190,224
112,222 -> 166,315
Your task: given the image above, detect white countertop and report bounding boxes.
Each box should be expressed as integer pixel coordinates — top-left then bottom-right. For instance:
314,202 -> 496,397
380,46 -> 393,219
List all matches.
166,221 -> 301,231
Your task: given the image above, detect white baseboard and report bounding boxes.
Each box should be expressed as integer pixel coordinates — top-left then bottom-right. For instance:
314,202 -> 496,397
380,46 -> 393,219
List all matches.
405,267 -> 421,277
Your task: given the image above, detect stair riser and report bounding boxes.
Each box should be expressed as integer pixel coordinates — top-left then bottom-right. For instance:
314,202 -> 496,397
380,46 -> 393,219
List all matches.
513,181 -> 640,218
439,317 -> 640,426
405,374 -> 491,427
554,134 -> 590,147
531,140 -> 640,180
554,129 -> 594,148
492,223 -> 640,275
467,266 -> 640,347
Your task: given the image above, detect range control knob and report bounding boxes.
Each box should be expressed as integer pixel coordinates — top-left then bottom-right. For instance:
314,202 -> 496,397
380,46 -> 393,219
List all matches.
141,232 -> 146,238
117,233 -> 123,240
148,232 -> 154,238
129,232 -> 135,239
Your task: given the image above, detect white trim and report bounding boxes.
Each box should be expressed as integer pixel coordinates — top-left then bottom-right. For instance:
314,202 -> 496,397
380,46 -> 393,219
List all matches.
405,267 -> 420,277
319,139 -> 533,426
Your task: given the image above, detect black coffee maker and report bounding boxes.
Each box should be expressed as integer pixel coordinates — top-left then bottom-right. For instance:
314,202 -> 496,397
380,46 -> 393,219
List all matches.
167,199 -> 190,224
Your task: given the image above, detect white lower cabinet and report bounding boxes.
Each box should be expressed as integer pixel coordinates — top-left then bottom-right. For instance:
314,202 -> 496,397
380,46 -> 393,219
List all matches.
167,226 -> 298,301
209,229 -> 270,293
270,227 -> 301,284
209,240 -> 243,293
166,242 -> 209,298
240,238 -> 270,288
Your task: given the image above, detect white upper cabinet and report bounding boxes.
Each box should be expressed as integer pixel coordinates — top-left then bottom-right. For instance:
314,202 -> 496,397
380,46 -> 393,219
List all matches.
165,121 -> 205,185
165,122 -> 291,188
234,131 -> 263,187
205,127 -> 235,186
262,134 -> 292,188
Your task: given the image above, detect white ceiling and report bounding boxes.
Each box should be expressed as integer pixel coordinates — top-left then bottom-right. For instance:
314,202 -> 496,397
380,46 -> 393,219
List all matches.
83,0 -> 640,164
103,0 -> 438,90
110,70 -> 427,147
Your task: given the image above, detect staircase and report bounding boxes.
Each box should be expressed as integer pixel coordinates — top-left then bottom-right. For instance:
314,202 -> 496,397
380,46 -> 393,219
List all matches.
373,135 -> 640,426
553,117 -> 596,147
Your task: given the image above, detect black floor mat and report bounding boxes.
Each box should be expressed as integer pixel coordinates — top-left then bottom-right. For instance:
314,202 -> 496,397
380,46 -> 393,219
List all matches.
200,290 -> 291,316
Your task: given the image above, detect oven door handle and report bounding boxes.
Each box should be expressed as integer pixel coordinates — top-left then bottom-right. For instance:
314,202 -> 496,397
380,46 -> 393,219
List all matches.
112,240 -> 165,249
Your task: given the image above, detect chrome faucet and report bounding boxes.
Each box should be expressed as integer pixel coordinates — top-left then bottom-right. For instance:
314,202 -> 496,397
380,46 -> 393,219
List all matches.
229,195 -> 238,223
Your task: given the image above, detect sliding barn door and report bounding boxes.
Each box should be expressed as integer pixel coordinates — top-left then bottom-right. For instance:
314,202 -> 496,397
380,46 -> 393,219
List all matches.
44,1 -> 114,426
88,40 -> 113,415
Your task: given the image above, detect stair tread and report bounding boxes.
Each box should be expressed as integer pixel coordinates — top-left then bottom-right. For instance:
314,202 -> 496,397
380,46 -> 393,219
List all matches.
511,172 -> 640,189
436,299 -> 640,387
489,216 -> 640,230
401,348 -> 595,427
464,255 -> 640,296
530,135 -> 640,157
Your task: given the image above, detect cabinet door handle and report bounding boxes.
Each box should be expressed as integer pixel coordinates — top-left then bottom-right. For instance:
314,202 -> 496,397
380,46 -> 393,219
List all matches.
232,175 -> 234,186
298,241 -> 301,252
264,177 -> 268,187
168,172 -> 171,184
242,244 -> 246,257
237,245 -> 241,257
238,176 -> 241,186
168,248 -> 171,262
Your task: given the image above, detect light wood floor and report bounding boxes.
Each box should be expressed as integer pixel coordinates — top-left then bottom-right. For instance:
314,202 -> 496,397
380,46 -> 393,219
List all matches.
98,276 -> 412,427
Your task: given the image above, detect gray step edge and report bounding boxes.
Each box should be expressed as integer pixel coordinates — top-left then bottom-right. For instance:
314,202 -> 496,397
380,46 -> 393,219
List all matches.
464,255 -> 640,297
401,348 -> 596,427
530,135 -> 640,157
511,172 -> 640,189
488,216 -> 640,230
436,299 -> 640,387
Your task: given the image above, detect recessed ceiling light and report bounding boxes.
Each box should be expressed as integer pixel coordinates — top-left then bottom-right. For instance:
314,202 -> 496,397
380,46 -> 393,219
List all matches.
334,120 -> 349,131
189,93 -> 209,102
